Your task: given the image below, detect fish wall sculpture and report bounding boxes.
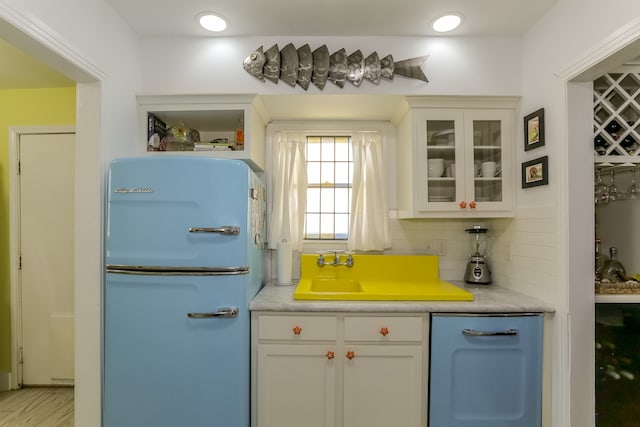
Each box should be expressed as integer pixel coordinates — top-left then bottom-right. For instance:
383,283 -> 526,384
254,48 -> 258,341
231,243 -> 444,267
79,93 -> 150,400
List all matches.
243,43 -> 428,90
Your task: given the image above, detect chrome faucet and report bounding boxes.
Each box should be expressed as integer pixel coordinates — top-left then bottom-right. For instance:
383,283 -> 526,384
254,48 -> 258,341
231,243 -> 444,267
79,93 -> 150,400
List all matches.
317,251 -> 354,267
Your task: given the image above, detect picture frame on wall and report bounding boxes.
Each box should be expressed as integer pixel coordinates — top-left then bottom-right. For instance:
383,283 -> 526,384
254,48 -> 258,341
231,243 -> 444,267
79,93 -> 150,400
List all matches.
522,156 -> 549,188
523,108 -> 545,151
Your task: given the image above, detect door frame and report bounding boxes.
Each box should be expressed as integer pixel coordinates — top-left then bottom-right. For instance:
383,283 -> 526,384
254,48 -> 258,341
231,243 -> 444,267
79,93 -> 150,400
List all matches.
9,125 -> 76,389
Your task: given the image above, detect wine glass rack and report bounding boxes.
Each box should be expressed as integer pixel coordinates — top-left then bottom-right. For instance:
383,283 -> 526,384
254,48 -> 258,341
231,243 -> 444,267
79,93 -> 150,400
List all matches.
594,72 -> 640,164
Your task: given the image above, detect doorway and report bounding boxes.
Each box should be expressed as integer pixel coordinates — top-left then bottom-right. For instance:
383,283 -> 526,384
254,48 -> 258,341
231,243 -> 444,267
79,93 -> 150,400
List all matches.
10,129 -> 76,387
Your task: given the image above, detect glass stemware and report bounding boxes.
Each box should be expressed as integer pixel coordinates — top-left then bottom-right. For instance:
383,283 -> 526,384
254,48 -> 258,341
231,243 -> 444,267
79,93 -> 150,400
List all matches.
595,169 -> 609,205
608,169 -> 622,201
628,168 -> 640,199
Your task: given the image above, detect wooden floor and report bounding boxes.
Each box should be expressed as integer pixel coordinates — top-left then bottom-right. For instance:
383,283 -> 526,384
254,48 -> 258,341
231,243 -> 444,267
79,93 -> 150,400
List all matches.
0,387 -> 73,426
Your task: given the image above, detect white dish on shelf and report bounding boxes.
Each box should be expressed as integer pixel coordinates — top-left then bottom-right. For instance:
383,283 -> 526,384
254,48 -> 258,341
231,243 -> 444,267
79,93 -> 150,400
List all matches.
431,129 -> 455,146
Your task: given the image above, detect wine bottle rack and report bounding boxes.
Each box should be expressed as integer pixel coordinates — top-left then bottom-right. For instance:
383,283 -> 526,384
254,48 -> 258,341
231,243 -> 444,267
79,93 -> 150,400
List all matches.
594,72 -> 640,163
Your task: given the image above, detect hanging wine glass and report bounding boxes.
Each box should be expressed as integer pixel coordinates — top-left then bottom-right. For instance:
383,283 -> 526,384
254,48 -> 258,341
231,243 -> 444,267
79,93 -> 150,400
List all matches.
627,167 -> 640,199
595,168 -> 609,205
608,169 -> 622,201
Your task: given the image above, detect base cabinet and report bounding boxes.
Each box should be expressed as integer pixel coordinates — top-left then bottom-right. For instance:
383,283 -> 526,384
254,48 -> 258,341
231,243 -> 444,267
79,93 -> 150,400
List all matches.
252,313 -> 426,427
343,345 -> 422,427
257,344 -> 336,427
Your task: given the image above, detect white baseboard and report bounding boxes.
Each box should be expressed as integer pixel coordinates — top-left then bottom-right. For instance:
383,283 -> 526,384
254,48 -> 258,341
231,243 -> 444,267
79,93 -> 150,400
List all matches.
0,372 -> 11,391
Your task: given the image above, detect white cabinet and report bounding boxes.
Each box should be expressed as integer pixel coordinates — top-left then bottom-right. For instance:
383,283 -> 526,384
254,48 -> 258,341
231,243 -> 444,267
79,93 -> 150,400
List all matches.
138,94 -> 269,171
395,97 -> 518,218
252,313 -> 426,427
343,316 -> 423,427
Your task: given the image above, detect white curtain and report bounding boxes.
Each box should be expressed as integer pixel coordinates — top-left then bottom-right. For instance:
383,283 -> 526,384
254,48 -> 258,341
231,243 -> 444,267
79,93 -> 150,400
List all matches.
348,132 -> 391,251
268,132 -> 307,251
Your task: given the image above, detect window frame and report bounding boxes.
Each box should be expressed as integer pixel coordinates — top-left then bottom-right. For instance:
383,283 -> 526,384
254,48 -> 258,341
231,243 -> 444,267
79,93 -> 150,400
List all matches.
266,121 -> 394,254
304,134 -> 353,241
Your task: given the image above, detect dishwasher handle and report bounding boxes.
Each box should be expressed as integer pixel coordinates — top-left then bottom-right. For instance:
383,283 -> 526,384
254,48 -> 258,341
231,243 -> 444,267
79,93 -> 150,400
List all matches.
462,328 -> 519,337
189,226 -> 240,235
187,307 -> 238,319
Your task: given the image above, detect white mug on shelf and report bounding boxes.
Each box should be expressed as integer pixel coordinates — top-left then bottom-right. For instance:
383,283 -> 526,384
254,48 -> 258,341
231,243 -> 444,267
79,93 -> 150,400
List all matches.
428,158 -> 445,177
481,161 -> 497,178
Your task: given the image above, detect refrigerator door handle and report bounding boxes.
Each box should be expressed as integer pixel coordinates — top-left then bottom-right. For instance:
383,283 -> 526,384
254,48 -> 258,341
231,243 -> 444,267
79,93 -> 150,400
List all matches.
188,226 -> 240,235
187,307 -> 239,319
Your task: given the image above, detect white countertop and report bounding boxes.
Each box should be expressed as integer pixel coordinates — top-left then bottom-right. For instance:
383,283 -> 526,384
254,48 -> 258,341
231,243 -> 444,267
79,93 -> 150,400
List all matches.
250,281 -> 555,313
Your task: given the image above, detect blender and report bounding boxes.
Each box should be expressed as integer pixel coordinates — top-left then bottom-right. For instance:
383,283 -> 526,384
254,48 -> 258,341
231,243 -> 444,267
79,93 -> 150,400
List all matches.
464,225 -> 492,284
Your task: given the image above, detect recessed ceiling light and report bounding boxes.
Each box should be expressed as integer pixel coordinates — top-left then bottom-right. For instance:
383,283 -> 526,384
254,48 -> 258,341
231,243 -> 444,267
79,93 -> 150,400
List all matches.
198,12 -> 228,32
432,14 -> 462,33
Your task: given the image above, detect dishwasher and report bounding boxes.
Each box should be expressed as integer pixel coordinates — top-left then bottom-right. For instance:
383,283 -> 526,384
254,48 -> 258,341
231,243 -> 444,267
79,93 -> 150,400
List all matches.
429,313 -> 543,427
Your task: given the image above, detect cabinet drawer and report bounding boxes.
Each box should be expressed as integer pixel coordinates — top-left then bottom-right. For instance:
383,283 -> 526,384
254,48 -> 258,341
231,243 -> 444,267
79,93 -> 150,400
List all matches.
258,315 -> 337,341
344,316 -> 423,342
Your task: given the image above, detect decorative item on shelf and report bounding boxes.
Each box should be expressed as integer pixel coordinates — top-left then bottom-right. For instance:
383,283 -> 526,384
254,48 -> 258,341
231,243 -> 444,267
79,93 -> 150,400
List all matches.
165,124 -> 200,151
602,246 -> 627,283
147,113 -> 168,151
242,43 -> 428,90
595,239 -> 607,281
235,123 -> 244,150
521,156 -> 549,189
523,108 -> 545,151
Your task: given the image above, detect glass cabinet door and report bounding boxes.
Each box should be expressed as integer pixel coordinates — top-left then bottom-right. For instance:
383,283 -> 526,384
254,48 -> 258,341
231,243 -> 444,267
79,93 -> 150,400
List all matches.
419,110 -> 464,210
464,109 -> 512,212
426,119 -> 457,202
413,108 -> 512,215
471,119 -> 503,203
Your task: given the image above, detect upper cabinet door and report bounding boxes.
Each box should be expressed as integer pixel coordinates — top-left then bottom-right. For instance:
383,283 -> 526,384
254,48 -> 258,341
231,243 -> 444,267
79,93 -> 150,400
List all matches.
464,109 -> 513,213
396,97 -> 517,219
416,109 -> 465,212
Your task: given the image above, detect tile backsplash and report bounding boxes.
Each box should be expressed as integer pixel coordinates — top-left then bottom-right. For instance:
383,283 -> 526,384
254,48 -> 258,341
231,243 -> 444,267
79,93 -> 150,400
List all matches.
268,217 -> 512,284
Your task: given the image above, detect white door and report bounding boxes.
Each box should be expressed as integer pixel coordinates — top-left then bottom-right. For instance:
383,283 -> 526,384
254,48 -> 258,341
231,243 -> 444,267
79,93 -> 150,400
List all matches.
19,132 -> 75,385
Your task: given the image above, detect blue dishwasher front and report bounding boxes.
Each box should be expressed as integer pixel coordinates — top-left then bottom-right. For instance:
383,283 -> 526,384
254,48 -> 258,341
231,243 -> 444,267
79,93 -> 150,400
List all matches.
429,314 -> 543,427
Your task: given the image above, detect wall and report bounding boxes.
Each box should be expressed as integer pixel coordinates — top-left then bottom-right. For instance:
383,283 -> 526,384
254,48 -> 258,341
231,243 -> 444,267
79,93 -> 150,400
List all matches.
141,35 -> 524,284
514,1 -> 640,426
0,86 -> 76,377
0,1 -> 142,425
141,36 -> 522,96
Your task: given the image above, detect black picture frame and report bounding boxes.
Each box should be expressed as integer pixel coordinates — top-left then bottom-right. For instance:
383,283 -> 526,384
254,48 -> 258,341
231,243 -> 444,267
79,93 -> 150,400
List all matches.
523,108 -> 545,151
522,156 -> 549,188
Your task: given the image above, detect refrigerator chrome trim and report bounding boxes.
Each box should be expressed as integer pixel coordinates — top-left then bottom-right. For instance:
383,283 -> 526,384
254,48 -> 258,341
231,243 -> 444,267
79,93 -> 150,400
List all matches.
105,265 -> 249,276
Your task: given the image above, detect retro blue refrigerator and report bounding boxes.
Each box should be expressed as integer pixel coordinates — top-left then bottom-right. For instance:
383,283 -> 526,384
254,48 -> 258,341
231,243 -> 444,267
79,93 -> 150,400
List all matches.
103,157 -> 265,427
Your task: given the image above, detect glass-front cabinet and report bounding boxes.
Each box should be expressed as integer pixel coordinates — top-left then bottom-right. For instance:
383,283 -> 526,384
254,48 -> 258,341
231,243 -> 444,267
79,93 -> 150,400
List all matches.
396,97 -> 517,218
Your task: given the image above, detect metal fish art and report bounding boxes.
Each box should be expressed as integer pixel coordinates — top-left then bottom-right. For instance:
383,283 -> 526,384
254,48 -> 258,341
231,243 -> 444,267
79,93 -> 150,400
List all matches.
243,43 -> 429,90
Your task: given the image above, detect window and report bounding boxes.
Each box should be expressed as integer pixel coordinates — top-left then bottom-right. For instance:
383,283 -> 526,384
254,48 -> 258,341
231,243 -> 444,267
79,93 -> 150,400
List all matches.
304,135 -> 353,240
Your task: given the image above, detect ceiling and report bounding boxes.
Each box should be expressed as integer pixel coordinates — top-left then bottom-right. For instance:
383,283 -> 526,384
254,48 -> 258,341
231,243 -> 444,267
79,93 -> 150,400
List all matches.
0,0 -> 561,90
